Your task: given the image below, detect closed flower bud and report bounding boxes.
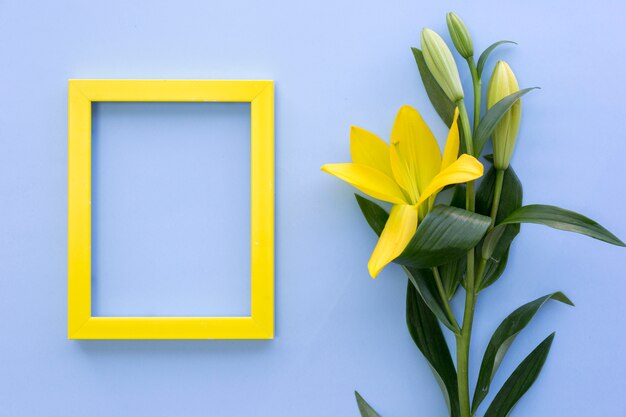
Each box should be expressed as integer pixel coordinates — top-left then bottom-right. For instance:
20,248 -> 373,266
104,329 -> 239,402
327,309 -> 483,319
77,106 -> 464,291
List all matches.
487,61 -> 521,170
420,28 -> 464,102
446,12 -> 473,59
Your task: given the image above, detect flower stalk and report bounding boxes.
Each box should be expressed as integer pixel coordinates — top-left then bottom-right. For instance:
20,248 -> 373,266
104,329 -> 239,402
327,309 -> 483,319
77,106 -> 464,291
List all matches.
456,97 -> 477,417
432,267 -> 460,332
468,58 -> 481,136
490,169 -> 505,228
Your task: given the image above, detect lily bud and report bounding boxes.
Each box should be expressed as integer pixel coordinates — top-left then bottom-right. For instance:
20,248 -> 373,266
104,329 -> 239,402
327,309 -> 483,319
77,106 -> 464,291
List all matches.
487,61 -> 521,170
420,28 -> 464,102
446,12 -> 473,59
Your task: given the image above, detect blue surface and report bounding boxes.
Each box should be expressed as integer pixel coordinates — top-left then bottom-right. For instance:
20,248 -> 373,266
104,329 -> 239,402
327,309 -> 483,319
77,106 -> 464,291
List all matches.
92,102 -> 251,317
0,1 -> 625,416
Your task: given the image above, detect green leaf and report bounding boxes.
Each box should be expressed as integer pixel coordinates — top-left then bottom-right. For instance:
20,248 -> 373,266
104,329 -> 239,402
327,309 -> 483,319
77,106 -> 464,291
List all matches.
484,333 -> 557,417
473,88 -> 538,156
479,247 -> 510,289
439,256 -> 466,299
449,184 -> 466,210
475,165 -> 523,289
499,204 -> 625,247
406,281 -> 460,417
476,164 -> 523,224
476,40 -> 517,78
481,224 -> 507,262
403,267 -> 459,333
412,47 -> 456,127
437,185 -> 468,297
355,195 -> 491,269
355,194 -> 388,236
355,391 -> 381,417
397,205 -> 491,268
472,293 -> 573,414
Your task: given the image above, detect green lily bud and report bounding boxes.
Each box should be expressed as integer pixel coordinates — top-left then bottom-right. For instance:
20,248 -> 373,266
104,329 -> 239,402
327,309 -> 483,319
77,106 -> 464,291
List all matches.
487,61 -> 521,170
420,28 -> 464,102
446,12 -> 473,59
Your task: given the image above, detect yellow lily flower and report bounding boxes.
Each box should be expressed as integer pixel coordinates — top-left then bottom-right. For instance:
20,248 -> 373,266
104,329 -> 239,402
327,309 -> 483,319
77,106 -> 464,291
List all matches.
322,105 -> 484,278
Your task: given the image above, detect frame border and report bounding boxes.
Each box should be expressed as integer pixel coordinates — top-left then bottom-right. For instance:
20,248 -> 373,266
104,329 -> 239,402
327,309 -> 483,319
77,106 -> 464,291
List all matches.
68,80 -> 274,339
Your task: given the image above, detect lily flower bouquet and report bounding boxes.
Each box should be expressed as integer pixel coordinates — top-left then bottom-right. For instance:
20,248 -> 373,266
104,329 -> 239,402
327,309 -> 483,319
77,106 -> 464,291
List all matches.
322,12 -> 624,417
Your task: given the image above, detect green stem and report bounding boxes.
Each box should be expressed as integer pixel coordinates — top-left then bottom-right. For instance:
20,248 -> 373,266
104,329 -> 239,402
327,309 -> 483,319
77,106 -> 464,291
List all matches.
475,258 -> 488,291
489,169 -> 505,229
451,59 -> 485,417
456,100 -> 475,157
467,58 -> 481,136
431,266 -> 460,333
455,98 -> 476,417
454,52 -> 484,416
456,284 -> 475,417
475,169 -> 506,290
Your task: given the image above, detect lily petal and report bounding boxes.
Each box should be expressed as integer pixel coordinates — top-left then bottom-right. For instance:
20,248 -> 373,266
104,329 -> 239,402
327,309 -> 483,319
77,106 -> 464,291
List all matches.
368,204 -> 418,278
416,154 -> 484,206
350,126 -> 394,178
390,105 -> 442,200
321,163 -> 408,205
441,107 -> 460,170
390,144 -> 416,201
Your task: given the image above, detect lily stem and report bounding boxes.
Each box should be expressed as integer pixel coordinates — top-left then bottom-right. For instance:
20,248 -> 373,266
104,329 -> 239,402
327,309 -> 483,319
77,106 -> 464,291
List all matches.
476,168 -> 506,290
456,57 -> 482,417
431,266 -> 460,333
474,258 -> 488,292
467,58 -> 481,136
456,287 -> 475,417
489,169 -> 505,229
456,100 -> 475,158
455,98 -> 476,417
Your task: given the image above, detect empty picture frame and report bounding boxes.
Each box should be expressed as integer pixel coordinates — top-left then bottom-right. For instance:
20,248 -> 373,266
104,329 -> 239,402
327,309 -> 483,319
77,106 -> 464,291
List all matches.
68,80 -> 274,339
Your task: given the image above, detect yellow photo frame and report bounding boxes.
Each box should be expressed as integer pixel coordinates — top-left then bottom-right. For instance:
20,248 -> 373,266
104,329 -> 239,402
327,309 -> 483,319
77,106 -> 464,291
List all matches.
68,80 -> 274,339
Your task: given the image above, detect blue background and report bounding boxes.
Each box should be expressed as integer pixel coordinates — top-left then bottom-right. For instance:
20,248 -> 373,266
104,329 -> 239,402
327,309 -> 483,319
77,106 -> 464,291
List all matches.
91,102 -> 251,317
0,1 -> 625,416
